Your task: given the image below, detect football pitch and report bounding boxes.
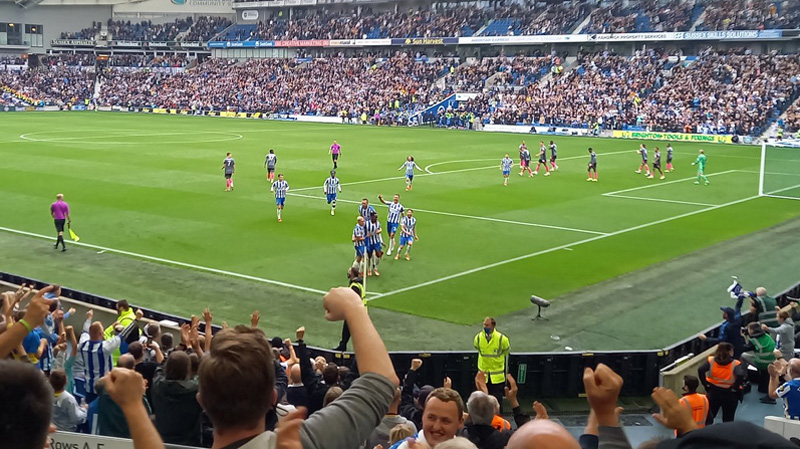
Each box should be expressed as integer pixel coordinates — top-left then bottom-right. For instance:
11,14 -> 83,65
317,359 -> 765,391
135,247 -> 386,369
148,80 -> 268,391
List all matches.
2,112 -> 800,351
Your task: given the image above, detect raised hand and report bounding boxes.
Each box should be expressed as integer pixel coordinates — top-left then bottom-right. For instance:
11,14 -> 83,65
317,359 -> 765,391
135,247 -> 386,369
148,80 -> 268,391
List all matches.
583,364 -> 624,427
250,310 -> 260,328
296,326 -> 305,341
203,308 -> 213,323
651,387 -> 698,436
323,287 -> 362,322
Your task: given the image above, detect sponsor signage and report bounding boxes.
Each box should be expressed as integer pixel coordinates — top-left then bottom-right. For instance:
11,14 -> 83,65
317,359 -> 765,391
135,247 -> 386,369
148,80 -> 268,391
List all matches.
392,37 -> 459,45
329,38 -> 391,47
52,39 -> 95,46
242,10 -> 258,20
114,40 -> 142,47
275,39 -> 330,47
613,130 -> 734,143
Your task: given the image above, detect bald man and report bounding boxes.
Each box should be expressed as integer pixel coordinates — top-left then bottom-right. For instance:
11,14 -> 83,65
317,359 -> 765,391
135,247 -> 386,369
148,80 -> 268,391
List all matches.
507,420 -> 581,449
78,318 -> 138,403
50,193 -> 71,252
769,358 -> 800,419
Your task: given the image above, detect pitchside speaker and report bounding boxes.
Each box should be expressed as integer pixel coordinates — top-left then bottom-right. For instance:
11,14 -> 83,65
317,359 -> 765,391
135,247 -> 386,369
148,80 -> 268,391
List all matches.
530,295 -> 550,320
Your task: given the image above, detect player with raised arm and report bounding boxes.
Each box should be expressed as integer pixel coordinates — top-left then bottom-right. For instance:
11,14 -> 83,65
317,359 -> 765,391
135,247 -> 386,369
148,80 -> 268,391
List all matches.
377,193 -> 404,256
635,144 -> 651,177
666,143 -> 674,172
395,209 -> 418,261
549,140 -> 559,171
534,141 -> 551,176
649,147 -> 665,180
264,149 -> 277,183
222,152 -> 235,191
364,212 -> 384,276
500,153 -> 514,186
692,149 -> 709,185
587,147 -> 598,182
399,156 -> 424,191
270,174 -> 289,222
358,198 -> 376,219
352,216 -> 367,274
323,170 -> 342,215
329,140 -> 341,169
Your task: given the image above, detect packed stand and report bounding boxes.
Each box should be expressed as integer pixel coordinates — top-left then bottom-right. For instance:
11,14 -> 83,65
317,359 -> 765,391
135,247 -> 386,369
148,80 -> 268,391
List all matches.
0,65 -> 94,106
60,22 -> 101,40
485,51 -> 666,128
785,101 -> 800,134
41,53 -> 95,68
3,277 -> 800,449
581,1 -> 640,33
107,54 -> 192,68
1,56 -> 27,66
184,16 -> 232,42
107,17 -> 193,42
515,3 -> 592,35
98,53 -> 445,124
638,51 -> 800,135
697,0 -> 800,30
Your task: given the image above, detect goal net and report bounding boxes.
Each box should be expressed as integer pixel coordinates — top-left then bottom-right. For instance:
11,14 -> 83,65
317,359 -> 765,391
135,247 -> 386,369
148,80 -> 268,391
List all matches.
759,142 -> 800,200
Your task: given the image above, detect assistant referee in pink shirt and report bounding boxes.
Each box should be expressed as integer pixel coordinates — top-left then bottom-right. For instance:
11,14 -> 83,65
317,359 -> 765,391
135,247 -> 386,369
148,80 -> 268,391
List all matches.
50,193 -> 71,252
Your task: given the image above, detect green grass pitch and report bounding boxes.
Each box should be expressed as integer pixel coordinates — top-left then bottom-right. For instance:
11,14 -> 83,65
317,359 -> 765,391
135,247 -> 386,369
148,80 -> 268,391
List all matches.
2,112 -> 800,351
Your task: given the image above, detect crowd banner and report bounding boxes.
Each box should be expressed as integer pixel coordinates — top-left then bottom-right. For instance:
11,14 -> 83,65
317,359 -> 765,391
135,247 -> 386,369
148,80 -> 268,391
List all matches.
613,130 -> 734,143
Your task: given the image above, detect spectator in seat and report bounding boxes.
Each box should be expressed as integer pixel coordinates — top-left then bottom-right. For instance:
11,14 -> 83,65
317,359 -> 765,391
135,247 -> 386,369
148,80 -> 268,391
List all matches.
394,388 -> 465,449
463,391 -> 510,449
751,287 -> 778,327
152,350 -> 202,446
364,388 -> 418,449
50,368 -> 88,432
197,286 -> 398,449
128,341 -> 161,404
769,358 -> 800,420
698,300 -> 745,358
286,363 -> 309,408
96,365 -> 153,438
763,310 -> 795,362
742,321 -> 777,398
296,325 -> 339,414
0,360 -> 54,449
698,342 -> 746,424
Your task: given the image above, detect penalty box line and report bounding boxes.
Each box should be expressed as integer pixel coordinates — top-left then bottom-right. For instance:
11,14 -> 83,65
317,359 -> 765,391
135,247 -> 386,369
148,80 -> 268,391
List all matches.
286,192 -> 608,235
367,192 -> 763,301
0,226 -> 367,297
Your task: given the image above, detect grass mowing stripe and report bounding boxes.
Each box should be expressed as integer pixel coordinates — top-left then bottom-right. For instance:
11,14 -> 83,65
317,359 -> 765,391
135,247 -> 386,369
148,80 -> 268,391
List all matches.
602,194 -> 718,207
367,193 -> 765,301
287,192 -> 608,235
603,170 -> 738,195
0,225 -> 337,296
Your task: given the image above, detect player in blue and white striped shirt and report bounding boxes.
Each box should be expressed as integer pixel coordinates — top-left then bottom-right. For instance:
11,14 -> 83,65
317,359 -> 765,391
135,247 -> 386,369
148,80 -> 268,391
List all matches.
359,198 -> 376,219
352,216 -> 367,274
377,193 -> 404,255
399,156 -> 424,191
395,209 -> 418,261
322,171 -> 342,216
364,212 -> 384,276
500,154 -> 514,186
270,174 -> 289,222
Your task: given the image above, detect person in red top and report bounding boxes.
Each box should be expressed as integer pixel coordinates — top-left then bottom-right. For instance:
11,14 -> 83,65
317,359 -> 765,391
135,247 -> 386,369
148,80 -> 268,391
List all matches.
50,193 -> 71,252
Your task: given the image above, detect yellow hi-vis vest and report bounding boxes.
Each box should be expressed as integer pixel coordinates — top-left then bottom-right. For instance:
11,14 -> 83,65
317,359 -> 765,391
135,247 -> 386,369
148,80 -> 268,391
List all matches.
350,280 -> 367,308
474,330 -> 509,384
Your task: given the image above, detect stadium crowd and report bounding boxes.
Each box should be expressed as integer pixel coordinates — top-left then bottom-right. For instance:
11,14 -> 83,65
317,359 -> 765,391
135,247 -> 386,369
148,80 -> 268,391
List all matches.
785,102 -> 800,134
2,277 -> 800,449
697,0 -> 800,31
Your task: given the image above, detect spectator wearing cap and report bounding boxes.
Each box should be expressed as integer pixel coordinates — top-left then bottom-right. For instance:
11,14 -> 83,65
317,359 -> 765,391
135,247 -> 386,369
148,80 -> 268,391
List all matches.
364,388 -> 418,449
152,351 -> 202,446
400,358 -> 433,430
770,358 -> 800,420
698,299 -> 744,358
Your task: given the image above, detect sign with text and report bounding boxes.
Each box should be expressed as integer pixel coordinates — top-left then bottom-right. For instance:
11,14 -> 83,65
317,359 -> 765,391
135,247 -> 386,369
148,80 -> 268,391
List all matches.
613,130 -> 734,143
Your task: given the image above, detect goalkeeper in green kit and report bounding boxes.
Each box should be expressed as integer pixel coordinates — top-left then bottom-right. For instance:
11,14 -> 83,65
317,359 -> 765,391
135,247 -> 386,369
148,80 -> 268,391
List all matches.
692,149 -> 709,185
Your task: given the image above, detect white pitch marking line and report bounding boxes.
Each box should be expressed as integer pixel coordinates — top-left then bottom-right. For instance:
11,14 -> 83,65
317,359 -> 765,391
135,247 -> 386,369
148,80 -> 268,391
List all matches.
367,192 -> 765,302
603,170 -> 738,196
0,226 -> 329,296
739,170 -> 800,176
603,194 -> 718,207
424,159 -> 497,174
287,192 -> 607,235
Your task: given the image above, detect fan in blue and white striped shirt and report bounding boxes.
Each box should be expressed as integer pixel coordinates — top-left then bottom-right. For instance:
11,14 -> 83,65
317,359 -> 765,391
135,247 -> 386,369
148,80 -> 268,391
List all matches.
270,174 -> 289,222
77,317 -> 137,401
377,194 -> 404,256
364,213 -> 384,276
322,172 -> 342,216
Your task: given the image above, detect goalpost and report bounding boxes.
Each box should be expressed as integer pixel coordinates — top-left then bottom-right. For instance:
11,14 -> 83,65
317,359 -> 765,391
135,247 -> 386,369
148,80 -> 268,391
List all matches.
758,141 -> 800,200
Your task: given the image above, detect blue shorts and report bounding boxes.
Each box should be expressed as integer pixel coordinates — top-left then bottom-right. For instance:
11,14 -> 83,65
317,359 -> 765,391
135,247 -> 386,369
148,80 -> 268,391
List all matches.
369,242 -> 383,253
388,222 -> 399,235
73,377 -> 87,399
502,170 -> 510,176
355,246 -> 366,257
400,235 -> 414,246
276,197 -> 285,206
326,193 -> 337,203
406,174 -> 414,182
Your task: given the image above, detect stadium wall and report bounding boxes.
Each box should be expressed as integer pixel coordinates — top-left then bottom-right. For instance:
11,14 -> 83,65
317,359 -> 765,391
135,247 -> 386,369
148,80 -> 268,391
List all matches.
0,4 -> 112,51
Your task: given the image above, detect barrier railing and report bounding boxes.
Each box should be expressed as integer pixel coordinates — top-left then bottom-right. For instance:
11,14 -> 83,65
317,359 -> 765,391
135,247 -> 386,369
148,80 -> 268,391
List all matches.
2,270 -> 798,399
